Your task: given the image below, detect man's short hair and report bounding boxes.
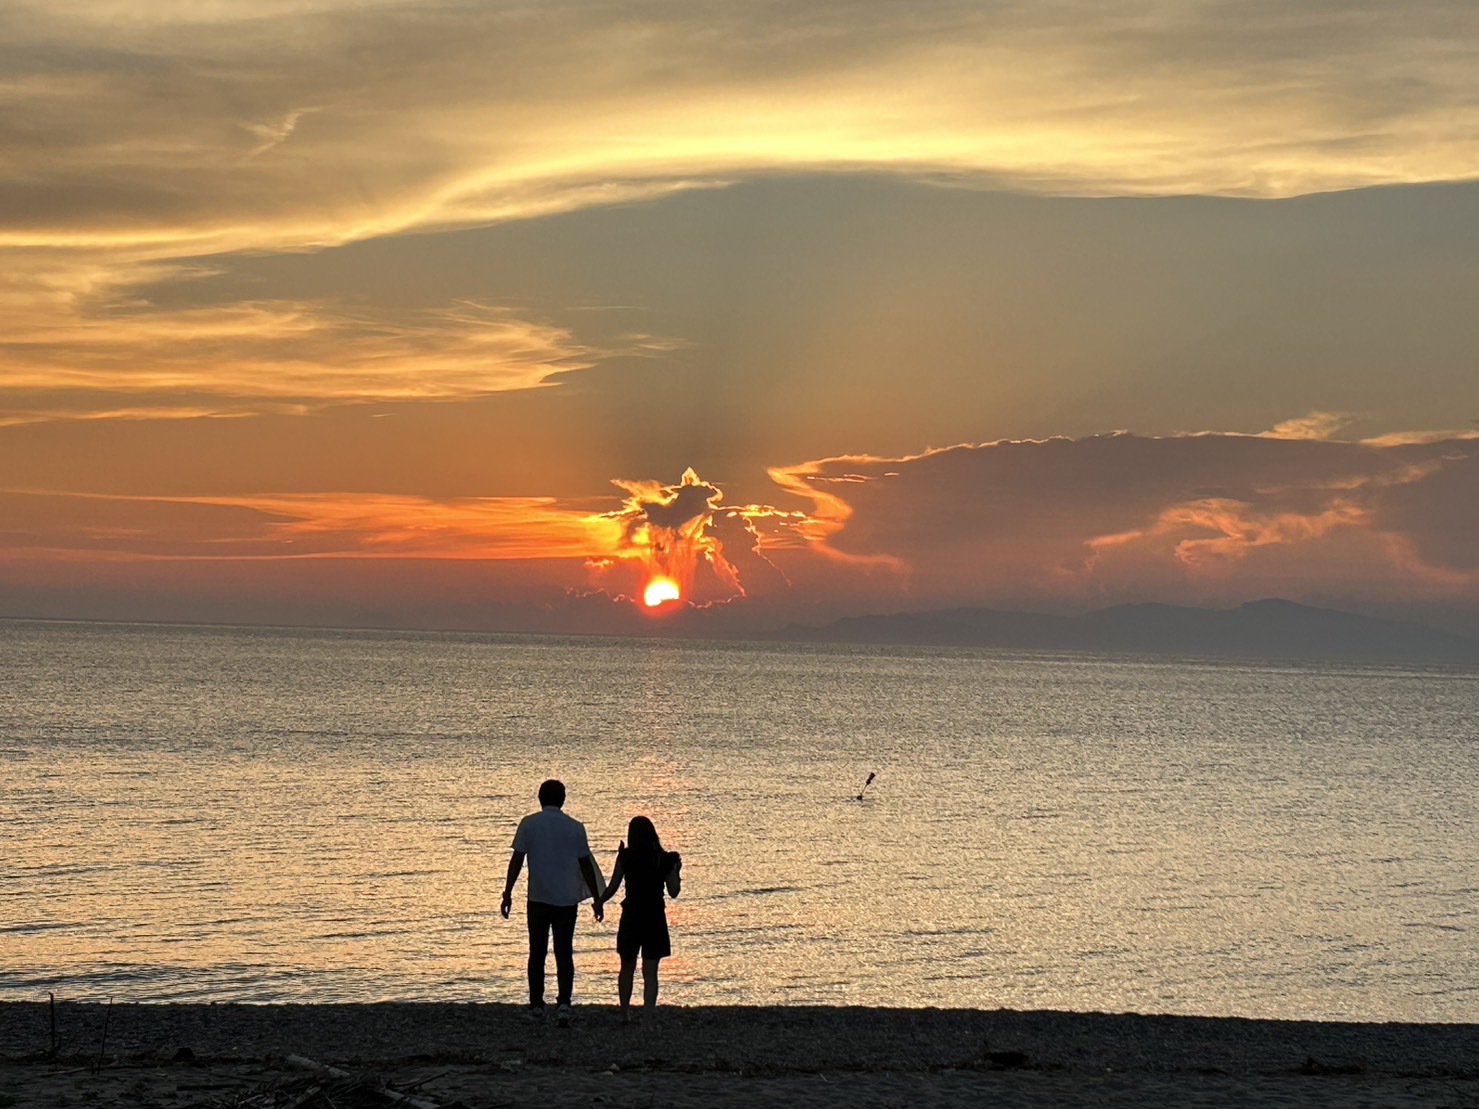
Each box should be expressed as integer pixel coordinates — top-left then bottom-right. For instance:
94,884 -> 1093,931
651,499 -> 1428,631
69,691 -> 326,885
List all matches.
538,779 -> 566,807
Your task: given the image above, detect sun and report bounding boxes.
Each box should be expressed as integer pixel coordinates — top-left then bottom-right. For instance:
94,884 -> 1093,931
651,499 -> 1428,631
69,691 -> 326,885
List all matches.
643,577 -> 681,607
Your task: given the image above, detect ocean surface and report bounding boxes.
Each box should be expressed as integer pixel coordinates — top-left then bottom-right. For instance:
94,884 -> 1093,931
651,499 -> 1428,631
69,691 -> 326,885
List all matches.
2,618 -> 1475,1022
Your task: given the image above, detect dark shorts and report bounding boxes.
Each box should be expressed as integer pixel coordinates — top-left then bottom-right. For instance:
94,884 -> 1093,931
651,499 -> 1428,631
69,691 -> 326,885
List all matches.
616,901 -> 671,960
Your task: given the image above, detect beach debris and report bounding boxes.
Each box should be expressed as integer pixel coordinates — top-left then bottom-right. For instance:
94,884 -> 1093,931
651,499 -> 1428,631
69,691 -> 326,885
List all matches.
94,996 -> 113,1073
287,1055 -> 452,1108
160,1054 -> 460,1109
855,772 -> 877,801
981,1047 -> 1031,1070
1299,1055 -> 1367,1076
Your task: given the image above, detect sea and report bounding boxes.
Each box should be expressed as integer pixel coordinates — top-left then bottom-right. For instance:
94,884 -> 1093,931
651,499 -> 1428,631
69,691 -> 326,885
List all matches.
2,618 -> 1475,1022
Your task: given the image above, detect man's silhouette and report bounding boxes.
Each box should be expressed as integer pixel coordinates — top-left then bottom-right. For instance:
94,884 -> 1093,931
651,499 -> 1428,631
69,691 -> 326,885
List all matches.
501,779 -> 602,1025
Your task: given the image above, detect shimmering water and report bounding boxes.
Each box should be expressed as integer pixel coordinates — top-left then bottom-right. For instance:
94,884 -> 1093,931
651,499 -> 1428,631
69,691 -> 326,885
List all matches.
2,619 -> 1475,1021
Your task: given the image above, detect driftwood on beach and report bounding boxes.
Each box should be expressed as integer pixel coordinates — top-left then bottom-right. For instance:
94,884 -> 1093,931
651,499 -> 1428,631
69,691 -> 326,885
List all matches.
273,1054 -> 448,1109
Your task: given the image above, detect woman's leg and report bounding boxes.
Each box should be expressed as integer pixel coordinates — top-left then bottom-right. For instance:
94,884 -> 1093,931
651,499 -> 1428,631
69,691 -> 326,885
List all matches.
617,955 -> 637,1019
641,957 -> 662,1012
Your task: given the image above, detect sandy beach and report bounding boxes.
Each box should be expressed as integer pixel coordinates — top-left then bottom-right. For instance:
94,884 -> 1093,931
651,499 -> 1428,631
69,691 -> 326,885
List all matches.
1,1000 -> 1473,1107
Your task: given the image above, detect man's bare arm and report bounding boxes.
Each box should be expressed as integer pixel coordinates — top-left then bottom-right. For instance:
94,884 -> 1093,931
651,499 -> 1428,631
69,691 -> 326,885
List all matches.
579,855 -> 604,922
500,851 -> 525,919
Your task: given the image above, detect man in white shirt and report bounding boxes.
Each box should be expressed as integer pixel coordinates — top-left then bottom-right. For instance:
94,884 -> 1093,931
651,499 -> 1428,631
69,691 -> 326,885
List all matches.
501,779 -> 603,1025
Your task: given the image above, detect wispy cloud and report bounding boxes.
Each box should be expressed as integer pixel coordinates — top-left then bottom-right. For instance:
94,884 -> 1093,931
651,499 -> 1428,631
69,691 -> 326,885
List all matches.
1260,411 -> 1353,441
0,297 -> 598,421
243,108 -> 316,158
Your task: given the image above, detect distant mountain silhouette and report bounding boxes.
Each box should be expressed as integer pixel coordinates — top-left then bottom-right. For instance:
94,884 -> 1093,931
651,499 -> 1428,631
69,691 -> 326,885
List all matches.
779,599 -> 1479,663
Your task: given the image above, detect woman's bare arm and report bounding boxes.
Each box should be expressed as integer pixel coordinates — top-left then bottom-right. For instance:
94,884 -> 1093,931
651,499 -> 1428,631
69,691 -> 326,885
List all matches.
597,845 -> 626,906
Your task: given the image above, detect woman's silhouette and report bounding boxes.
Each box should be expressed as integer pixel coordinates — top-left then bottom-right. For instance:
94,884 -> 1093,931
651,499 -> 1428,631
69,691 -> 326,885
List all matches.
596,815 -> 682,1022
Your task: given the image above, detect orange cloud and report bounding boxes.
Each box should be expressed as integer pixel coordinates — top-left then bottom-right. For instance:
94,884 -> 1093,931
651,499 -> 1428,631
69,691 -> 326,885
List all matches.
240,493 -> 624,560
0,488 -> 619,561
1088,496 -> 1371,572
765,457 -> 910,570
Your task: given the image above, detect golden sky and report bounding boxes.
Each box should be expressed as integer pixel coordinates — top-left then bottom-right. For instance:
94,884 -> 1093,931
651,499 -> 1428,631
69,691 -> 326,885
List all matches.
4,0 -> 1479,635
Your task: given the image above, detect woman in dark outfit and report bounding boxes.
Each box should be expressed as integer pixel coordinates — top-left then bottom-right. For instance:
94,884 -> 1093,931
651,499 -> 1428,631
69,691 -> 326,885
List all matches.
596,815 -> 681,1022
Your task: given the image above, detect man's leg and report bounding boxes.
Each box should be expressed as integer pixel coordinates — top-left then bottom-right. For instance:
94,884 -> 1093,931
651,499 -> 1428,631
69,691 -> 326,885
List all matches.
526,901 -> 553,1009
550,904 -> 578,1006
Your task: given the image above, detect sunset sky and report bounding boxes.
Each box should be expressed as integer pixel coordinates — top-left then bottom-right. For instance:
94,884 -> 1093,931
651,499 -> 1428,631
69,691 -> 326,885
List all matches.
4,0 -> 1479,637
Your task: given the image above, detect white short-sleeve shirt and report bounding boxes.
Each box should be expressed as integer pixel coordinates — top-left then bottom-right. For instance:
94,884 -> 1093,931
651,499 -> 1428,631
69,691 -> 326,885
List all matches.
511,806 -> 592,906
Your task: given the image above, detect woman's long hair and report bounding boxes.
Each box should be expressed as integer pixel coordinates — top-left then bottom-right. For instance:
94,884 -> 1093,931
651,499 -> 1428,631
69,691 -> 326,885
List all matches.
625,815 -> 664,857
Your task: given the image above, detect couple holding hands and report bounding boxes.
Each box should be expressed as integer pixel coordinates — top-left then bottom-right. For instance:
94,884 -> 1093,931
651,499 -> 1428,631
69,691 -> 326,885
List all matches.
501,779 -> 682,1026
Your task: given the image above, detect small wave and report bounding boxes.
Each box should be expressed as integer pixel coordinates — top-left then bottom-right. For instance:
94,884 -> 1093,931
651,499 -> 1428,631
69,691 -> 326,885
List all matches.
1134,902 -> 1203,913
11,862 -> 110,878
902,926 -> 996,939
683,922 -> 807,939
0,921 -> 84,935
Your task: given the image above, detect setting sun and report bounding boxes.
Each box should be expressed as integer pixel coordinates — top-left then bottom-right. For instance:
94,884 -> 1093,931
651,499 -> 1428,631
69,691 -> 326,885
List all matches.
643,577 -> 681,607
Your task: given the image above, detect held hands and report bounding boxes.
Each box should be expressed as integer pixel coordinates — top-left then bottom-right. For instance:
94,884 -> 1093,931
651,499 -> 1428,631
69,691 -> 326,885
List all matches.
592,897 -> 604,923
